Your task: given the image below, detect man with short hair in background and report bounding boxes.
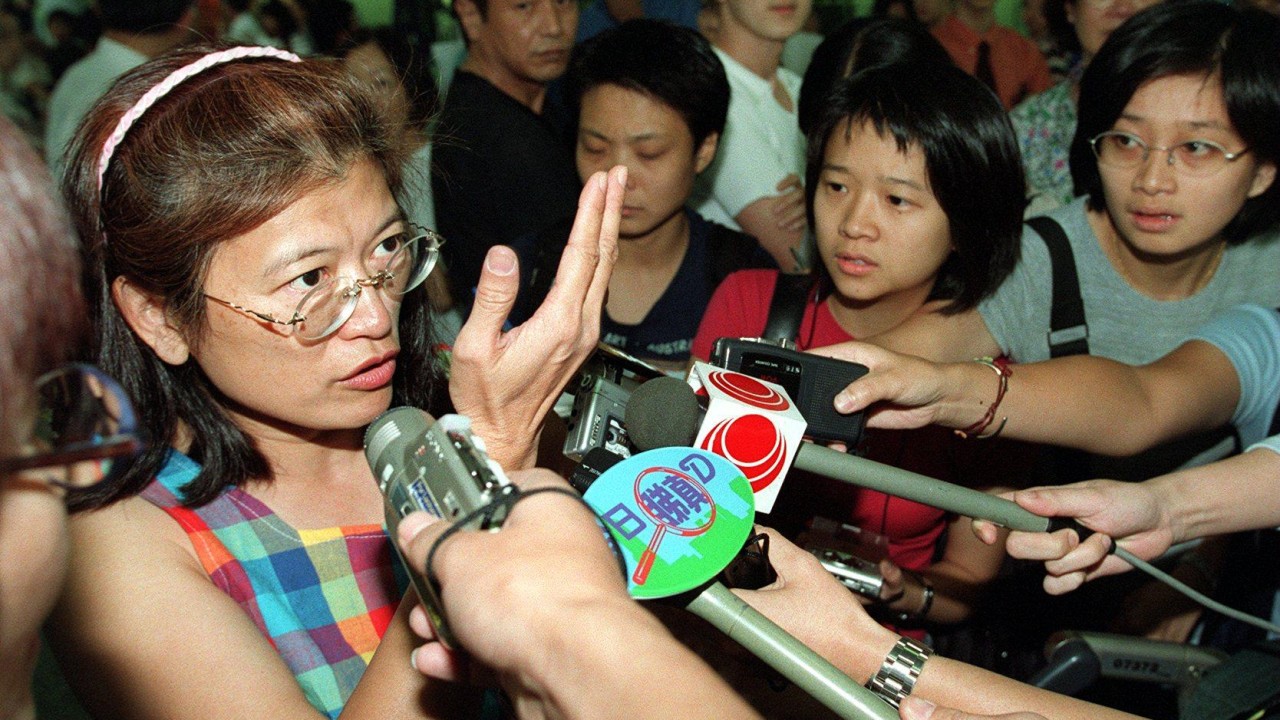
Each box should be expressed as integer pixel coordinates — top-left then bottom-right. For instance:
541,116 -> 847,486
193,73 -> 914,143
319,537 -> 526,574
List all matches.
432,0 -> 582,307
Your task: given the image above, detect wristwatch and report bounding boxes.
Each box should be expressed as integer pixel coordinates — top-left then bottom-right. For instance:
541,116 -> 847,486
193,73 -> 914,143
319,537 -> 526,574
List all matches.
864,636 -> 933,708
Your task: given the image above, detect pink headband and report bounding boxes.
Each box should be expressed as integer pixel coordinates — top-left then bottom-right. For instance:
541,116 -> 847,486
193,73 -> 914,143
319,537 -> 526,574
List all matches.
96,46 -> 302,199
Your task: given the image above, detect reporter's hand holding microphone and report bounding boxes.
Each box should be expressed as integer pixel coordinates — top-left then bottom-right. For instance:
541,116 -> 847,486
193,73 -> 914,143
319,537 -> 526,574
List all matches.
393,468 -> 761,720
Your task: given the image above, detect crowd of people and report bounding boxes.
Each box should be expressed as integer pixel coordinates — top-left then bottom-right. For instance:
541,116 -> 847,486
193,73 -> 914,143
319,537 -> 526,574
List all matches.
2,0 -> 1279,718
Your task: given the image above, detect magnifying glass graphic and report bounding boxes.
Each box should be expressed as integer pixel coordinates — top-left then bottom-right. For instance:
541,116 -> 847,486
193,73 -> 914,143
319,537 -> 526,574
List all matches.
631,467 -> 717,585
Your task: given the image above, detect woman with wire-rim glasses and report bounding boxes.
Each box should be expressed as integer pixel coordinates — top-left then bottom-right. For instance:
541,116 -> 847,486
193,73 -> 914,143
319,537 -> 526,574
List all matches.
44,44 -> 628,720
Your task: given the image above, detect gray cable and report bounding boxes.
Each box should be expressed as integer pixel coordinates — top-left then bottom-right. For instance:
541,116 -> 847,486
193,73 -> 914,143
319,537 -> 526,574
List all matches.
1114,546 -> 1280,636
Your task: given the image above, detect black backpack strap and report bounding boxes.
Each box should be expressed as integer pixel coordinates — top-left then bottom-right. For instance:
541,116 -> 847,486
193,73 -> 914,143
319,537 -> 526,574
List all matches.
762,272 -> 812,343
1026,216 -> 1089,358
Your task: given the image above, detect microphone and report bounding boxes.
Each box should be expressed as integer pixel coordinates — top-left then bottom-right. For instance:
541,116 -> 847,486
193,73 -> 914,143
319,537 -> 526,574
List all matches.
582,446 -> 896,720
628,373 -> 1060,534
368,410 -> 894,717
634,365 -> 811,514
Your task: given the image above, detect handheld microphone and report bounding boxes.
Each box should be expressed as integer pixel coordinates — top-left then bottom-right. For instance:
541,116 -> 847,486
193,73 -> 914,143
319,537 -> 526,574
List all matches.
628,375 -> 1060,534
368,410 -> 896,717
582,447 -> 896,720
630,383 -> 1280,637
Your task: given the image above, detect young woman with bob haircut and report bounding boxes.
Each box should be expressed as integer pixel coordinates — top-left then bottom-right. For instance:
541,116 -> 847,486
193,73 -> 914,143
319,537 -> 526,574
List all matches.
45,44 -> 626,720
693,59 -> 1029,631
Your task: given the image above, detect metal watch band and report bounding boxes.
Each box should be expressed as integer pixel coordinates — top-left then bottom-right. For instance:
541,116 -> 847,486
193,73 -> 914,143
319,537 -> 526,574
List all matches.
864,636 -> 933,708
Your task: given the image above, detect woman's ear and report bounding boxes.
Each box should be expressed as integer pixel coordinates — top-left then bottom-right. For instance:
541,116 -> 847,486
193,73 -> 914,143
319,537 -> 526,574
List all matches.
694,132 -> 720,175
112,276 -> 190,365
1248,160 -> 1276,200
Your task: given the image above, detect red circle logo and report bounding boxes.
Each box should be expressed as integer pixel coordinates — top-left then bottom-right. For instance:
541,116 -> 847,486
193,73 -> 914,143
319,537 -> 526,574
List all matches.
700,413 -> 789,492
706,370 -> 791,412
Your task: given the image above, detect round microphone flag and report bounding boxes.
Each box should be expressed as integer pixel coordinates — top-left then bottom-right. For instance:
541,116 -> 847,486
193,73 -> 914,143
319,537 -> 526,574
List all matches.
583,447 -> 755,599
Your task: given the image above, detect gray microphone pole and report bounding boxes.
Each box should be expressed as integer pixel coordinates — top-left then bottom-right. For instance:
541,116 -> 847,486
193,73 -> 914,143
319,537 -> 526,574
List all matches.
686,581 -> 898,720
796,443 -> 1053,533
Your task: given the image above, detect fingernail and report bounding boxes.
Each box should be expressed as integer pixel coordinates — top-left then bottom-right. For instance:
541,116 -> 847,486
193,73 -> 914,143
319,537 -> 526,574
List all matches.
397,511 -> 432,544
485,246 -> 517,276
410,647 -> 419,671
834,393 -> 852,413
614,166 -> 627,187
596,171 -> 608,190
902,697 -> 936,718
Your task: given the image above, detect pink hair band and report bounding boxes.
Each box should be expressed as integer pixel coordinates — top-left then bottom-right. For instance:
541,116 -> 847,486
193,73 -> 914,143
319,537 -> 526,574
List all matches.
95,46 -> 303,198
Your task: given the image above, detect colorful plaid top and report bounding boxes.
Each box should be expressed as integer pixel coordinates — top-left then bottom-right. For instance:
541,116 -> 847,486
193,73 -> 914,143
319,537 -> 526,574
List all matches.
140,451 -> 404,719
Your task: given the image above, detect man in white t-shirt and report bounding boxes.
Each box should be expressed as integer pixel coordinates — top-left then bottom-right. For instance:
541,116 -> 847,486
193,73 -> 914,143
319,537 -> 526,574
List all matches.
692,0 -> 811,272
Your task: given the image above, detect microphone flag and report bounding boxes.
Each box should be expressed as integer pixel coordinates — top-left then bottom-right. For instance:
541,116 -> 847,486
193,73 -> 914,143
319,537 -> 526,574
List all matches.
582,447 -> 754,600
687,362 -> 807,513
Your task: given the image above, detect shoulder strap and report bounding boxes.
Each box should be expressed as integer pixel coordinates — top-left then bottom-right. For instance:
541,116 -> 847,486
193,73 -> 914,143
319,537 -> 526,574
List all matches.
763,272 -> 812,343
1026,215 -> 1089,358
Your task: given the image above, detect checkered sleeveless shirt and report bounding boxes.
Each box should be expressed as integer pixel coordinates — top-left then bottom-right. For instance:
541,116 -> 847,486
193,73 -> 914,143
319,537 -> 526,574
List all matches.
140,451 -> 404,719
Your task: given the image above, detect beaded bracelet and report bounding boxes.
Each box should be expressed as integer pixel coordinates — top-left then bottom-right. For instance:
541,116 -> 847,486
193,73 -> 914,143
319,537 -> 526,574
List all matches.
954,356 -> 1013,440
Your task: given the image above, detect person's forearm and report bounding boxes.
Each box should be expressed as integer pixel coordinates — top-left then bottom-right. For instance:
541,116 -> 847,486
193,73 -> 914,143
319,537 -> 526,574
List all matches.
734,202 -> 806,273
834,617 -> 1137,718
1149,447 -> 1280,545
918,556 -> 999,625
341,596 -> 480,718
924,358 -> 1161,452
824,596 -> 1138,718
912,655 -> 1140,719
527,600 -> 761,719
928,346 -> 1235,456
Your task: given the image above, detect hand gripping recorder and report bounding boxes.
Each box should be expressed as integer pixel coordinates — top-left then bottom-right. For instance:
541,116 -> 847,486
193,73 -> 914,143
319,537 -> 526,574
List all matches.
709,337 -> 868,448
364,408 -> 511,649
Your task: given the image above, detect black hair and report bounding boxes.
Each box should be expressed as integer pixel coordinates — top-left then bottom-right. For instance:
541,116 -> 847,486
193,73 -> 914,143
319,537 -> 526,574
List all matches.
343,27 -> 441,132
1045,0 -> 1081,57
565,19 -> 729,148
306,0 -> 357,56
98,0 -> 193,33
872,0 -> 920,21
259,0 -> 300,39
798,18 -> 953,137
1071,0 -> 1280,242
805,61 -> 1025,313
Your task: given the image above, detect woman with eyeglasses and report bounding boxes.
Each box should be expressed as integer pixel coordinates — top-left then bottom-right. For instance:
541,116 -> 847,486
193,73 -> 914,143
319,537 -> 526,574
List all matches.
1010,0 -> 1163,214
40,44 -> 628,720
839,0 -> 1280,470
814,0 -> 1279,652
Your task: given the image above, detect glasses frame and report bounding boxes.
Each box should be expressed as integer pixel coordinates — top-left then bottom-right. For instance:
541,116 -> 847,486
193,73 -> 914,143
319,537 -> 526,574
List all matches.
0,363 -> 143,490
204,226 -> 443,341
1089,131 -> 1251,176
